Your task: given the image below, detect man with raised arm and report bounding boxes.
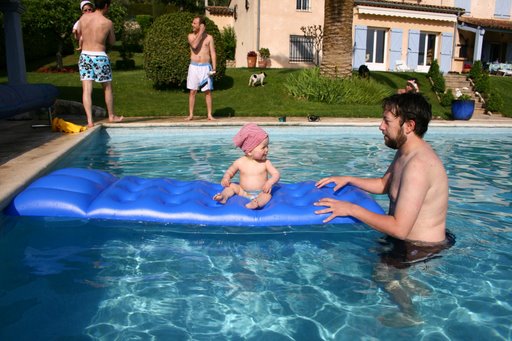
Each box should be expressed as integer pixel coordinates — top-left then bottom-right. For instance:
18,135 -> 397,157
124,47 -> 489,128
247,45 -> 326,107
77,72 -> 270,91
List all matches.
78,0 -> 123,127
186,16 -> 217,121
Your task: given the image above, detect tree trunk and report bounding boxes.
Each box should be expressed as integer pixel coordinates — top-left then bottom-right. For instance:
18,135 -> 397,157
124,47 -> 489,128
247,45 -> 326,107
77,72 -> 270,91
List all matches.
320,0 -> 354,78
56,40 -> 64,70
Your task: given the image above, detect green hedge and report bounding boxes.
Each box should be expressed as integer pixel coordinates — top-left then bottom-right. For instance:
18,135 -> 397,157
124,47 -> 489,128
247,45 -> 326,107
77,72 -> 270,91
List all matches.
144,12 -> 226,88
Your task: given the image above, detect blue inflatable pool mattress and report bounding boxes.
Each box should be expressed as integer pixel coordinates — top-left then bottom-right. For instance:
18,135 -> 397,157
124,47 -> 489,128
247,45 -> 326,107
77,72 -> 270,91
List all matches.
6,168 -> 384,226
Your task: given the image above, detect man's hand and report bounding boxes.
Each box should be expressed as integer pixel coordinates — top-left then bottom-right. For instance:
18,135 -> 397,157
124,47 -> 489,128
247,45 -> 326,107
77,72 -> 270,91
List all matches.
315,176 -> 349,191
314,198 -> 353,223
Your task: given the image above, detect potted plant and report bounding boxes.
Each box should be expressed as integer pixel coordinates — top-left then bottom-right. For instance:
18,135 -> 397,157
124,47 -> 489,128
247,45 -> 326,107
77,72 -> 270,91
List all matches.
247,51 -> 257,68
258,47 -> 270,68
451,93 -> 475,120
462,63 -> 472,74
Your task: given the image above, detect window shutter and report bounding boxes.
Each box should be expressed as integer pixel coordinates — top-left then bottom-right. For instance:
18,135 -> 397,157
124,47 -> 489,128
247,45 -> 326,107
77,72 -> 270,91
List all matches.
440,32 -> 454,74
353,25 -> 367,69
407,30 -> 420,70
389,28 -> 403,71
455,0 -> 471,15
495,0 -> 511,19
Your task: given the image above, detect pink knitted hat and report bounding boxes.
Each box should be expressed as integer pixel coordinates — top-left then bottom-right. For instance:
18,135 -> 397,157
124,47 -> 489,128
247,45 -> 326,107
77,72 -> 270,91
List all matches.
233,123 -> 268,153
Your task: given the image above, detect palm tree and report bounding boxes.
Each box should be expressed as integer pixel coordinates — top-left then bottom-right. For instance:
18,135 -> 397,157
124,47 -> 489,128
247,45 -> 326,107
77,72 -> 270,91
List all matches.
320,0 -> 354,78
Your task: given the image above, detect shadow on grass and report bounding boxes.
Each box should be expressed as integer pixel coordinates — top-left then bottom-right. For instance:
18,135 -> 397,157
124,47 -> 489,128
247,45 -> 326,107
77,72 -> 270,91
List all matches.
214,106 -> 236,117
371,71 -> 420,91
215,75 -> 235,90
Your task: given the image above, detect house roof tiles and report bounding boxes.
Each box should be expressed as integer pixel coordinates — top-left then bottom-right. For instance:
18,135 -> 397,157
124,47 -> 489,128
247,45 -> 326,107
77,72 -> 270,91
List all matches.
355,0 -> 463,15
459,16 -> 512,31
206,6 -> 233,16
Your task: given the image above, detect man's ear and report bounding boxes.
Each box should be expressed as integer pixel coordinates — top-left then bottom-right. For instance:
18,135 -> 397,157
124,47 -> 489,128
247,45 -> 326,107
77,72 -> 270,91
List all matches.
405,119 -> 416,134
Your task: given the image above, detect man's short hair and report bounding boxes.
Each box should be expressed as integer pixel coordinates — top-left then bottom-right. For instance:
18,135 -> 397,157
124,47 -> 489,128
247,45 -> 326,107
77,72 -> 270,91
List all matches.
95,0 -> 111,10
196,16 -> 206,26
382,93 -> 432,137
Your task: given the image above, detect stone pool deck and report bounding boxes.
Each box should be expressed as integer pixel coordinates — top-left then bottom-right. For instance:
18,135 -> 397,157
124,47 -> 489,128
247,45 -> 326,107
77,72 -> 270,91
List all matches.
1,114 -> 512,211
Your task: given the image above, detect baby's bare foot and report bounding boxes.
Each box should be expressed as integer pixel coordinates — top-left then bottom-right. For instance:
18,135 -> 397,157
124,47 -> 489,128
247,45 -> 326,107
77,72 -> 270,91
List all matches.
245,198 -> 260,210
213,193 -> 227,204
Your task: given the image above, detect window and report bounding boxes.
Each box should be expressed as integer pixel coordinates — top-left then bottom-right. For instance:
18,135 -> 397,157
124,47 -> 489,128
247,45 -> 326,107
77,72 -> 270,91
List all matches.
418,32 -> 437,66
365,28 -> 386,64
289,35 -> 314,63
296,0 -> 310,11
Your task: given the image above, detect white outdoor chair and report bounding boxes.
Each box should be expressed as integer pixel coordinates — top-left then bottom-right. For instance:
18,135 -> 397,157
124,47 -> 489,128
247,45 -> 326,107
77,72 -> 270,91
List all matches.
395,60 -> 409,72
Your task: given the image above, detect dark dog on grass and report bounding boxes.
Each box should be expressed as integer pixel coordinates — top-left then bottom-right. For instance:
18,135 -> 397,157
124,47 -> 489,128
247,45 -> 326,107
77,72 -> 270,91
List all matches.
358,65 -> 370,79
249,72 -> 267,87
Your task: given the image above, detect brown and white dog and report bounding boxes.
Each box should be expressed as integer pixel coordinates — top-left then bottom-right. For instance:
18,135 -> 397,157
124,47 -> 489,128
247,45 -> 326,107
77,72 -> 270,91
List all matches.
248,72 -> 267,87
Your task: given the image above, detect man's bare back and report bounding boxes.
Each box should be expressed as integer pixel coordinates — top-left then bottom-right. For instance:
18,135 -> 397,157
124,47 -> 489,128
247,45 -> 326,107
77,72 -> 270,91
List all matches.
79,11 -> 115,52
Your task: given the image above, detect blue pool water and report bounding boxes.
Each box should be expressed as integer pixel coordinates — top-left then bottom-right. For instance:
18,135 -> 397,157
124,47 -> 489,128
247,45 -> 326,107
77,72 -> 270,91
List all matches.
1,126 -> 511,340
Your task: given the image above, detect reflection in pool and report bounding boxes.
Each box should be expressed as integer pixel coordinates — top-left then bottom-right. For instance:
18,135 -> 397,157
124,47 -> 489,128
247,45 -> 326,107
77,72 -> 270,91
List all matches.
1,127 -> 511,340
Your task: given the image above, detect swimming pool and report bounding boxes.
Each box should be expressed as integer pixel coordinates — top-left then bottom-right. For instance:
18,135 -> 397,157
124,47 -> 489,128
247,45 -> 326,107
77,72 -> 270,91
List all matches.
1,126 -> 511,340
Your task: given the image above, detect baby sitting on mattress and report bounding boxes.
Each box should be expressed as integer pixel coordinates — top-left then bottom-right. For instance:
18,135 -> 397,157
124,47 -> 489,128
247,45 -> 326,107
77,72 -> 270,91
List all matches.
213,123 -> 280,209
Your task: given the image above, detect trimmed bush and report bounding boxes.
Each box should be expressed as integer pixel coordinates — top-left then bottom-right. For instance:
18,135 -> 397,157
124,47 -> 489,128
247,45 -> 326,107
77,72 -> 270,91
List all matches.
468,60 -> 483,80
135,15 -> 153,35
221,26 -> 236,60
144,12 -> 226,88
440,89 -> 455,107
427,59 -> 445,94
485,91 -> 504,112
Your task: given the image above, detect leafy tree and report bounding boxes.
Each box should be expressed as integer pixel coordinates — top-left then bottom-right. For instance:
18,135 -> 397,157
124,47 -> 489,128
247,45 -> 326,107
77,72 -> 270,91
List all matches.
22,0 -> 77,69
320,0 -> 353,78
21,0 -> 126,69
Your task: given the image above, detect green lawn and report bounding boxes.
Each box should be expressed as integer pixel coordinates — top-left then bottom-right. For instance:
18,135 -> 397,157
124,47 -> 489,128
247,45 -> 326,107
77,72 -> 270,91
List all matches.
3,52 -> 511,118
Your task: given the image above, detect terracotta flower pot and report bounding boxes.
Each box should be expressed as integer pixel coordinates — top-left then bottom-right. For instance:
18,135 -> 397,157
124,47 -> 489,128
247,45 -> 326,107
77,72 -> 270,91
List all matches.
247,56 -> 257,68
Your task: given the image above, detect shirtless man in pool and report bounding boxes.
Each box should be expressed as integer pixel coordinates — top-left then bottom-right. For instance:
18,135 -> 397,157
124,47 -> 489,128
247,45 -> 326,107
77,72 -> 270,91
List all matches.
78,0 -> 123,127
314,93 -> 452,325
186,16 -> 217,121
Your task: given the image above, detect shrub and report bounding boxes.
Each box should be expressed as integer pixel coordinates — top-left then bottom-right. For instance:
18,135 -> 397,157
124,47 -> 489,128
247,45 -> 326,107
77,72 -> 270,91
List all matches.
285,68 -> 391,105
221,26 -> 236,60
259,47 -> 270,59
468,60 -> 483,80
485,92 -> 504,112
474,72 -> 491,94
440,89 -> 454,107
144,12 -> 226,88
135,15 -> 153,36
427,59 -> 445,94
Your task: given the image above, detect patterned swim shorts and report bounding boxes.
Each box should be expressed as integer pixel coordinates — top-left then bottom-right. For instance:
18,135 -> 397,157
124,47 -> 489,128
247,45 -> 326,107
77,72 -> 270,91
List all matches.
79,52 -> 112,82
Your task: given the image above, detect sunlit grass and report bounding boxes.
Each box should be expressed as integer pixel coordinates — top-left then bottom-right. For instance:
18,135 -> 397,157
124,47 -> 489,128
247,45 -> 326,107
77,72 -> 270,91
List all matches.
2,51 -> 511,118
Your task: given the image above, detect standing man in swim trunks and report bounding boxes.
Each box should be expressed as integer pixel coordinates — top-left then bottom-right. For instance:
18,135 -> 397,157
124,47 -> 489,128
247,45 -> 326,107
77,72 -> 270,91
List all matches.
314,93 -> 451,325
186,16 -> 217,121
77,0 -> 123,127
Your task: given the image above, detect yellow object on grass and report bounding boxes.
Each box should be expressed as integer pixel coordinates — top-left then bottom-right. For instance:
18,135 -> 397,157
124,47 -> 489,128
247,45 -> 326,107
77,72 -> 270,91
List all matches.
51,117 -> 87,133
